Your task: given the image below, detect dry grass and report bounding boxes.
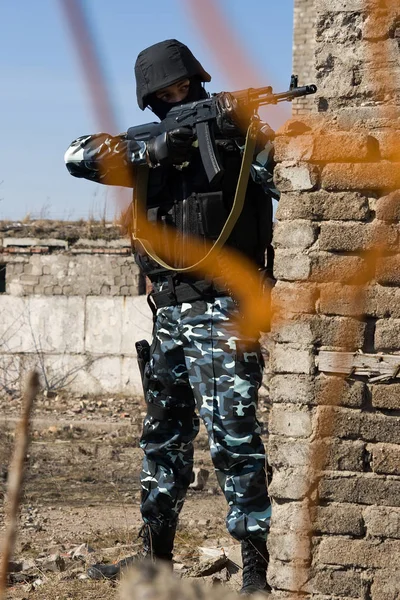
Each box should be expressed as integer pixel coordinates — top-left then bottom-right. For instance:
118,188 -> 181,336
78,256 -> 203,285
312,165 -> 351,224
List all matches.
0,219 -> 123,242
7,577 -> 117,600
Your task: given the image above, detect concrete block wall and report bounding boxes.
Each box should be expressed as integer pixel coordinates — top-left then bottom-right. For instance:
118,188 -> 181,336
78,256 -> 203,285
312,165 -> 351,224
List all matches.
269,1 -> 400,598
0,223 -> 152,395
5,253 -> 143,297
0,226 -> 144,297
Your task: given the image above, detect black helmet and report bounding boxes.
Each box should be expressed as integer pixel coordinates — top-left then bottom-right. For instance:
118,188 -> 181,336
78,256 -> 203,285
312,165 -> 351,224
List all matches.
135,39 -> 211,110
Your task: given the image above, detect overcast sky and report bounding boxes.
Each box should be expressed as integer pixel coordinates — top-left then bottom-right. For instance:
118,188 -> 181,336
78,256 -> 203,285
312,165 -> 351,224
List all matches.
0,0 -> 294,221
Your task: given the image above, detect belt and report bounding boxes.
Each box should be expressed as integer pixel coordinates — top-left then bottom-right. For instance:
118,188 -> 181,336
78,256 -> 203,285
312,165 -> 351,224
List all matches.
149,277 -> 228,309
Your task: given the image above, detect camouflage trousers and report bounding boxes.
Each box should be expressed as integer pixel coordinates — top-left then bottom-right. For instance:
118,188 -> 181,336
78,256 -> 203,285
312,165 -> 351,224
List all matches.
139,295 -> 271,541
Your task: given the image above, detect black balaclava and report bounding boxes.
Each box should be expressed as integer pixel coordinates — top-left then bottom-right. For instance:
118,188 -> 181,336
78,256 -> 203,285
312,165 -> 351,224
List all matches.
135,39 -> 211,120
147,77 -> 208,120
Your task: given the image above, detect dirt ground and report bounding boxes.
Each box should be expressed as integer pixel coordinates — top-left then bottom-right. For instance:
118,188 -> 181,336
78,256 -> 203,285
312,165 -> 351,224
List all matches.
0,390 -> 270,599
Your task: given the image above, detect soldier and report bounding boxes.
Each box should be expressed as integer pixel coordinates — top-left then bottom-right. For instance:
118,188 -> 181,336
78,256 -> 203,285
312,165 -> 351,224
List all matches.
65,39 -> 277,595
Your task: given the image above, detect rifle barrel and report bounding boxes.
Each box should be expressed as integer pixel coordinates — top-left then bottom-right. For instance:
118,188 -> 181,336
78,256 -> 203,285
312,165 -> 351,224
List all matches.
233,86 -> 273,98
231,83 -> 317,107
258,84 -> 317,105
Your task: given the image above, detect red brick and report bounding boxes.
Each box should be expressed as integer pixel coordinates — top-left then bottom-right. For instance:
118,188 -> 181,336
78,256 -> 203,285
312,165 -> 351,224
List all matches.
31,247 -> 49,254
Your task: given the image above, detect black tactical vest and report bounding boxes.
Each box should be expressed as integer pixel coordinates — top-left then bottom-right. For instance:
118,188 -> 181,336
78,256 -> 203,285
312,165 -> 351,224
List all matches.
135,138 -> 273,281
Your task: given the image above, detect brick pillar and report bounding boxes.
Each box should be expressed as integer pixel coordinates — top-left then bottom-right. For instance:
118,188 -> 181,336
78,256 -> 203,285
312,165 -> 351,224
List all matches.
268,1 -> 400,598
293,0 -> 317,115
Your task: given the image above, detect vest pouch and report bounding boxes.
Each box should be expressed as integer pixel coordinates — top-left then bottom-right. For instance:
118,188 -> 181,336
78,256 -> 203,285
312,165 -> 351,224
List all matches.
176,192 -> 227,266
196,191 -> 227,240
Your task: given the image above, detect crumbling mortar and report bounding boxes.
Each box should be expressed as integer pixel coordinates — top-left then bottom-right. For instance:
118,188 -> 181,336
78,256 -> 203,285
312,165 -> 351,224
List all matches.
363,317 -> 377,354
361,576 -> 373,600
316,12 -> 364,44
362,446 -> 374,473
373,407 -> 400,418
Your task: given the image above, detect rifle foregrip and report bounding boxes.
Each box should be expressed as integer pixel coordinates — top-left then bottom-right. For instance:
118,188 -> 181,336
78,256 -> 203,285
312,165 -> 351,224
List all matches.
196,122 -> 224,186
127,123 -> 163,142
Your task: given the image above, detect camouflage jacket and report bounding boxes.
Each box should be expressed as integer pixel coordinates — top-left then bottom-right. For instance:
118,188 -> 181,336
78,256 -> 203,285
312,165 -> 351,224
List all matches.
64,131 -> 279,200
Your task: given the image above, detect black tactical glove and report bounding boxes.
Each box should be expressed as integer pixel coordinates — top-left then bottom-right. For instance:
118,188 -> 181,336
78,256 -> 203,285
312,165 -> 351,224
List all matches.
259,122 -> 275,142
217,93 -> 276,144
146,127 -> 195,166
216,92 -> 244,138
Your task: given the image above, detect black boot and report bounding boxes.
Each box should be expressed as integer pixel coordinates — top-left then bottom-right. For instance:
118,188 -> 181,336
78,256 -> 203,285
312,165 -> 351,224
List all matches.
139,522 -> 176,563
87,555 -> 136,580
240,538 -> 271,596
87,521 -> 176,580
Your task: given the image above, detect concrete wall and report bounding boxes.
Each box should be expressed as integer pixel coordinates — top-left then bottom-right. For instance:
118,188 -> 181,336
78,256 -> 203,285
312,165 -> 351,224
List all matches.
0,224 -> 152,395
0,294 -> 153,396
269,1 -> 400,597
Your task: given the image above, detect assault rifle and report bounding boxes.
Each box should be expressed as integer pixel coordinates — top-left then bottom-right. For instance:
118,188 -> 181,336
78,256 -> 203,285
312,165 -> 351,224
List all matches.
127,75 -> 317,185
